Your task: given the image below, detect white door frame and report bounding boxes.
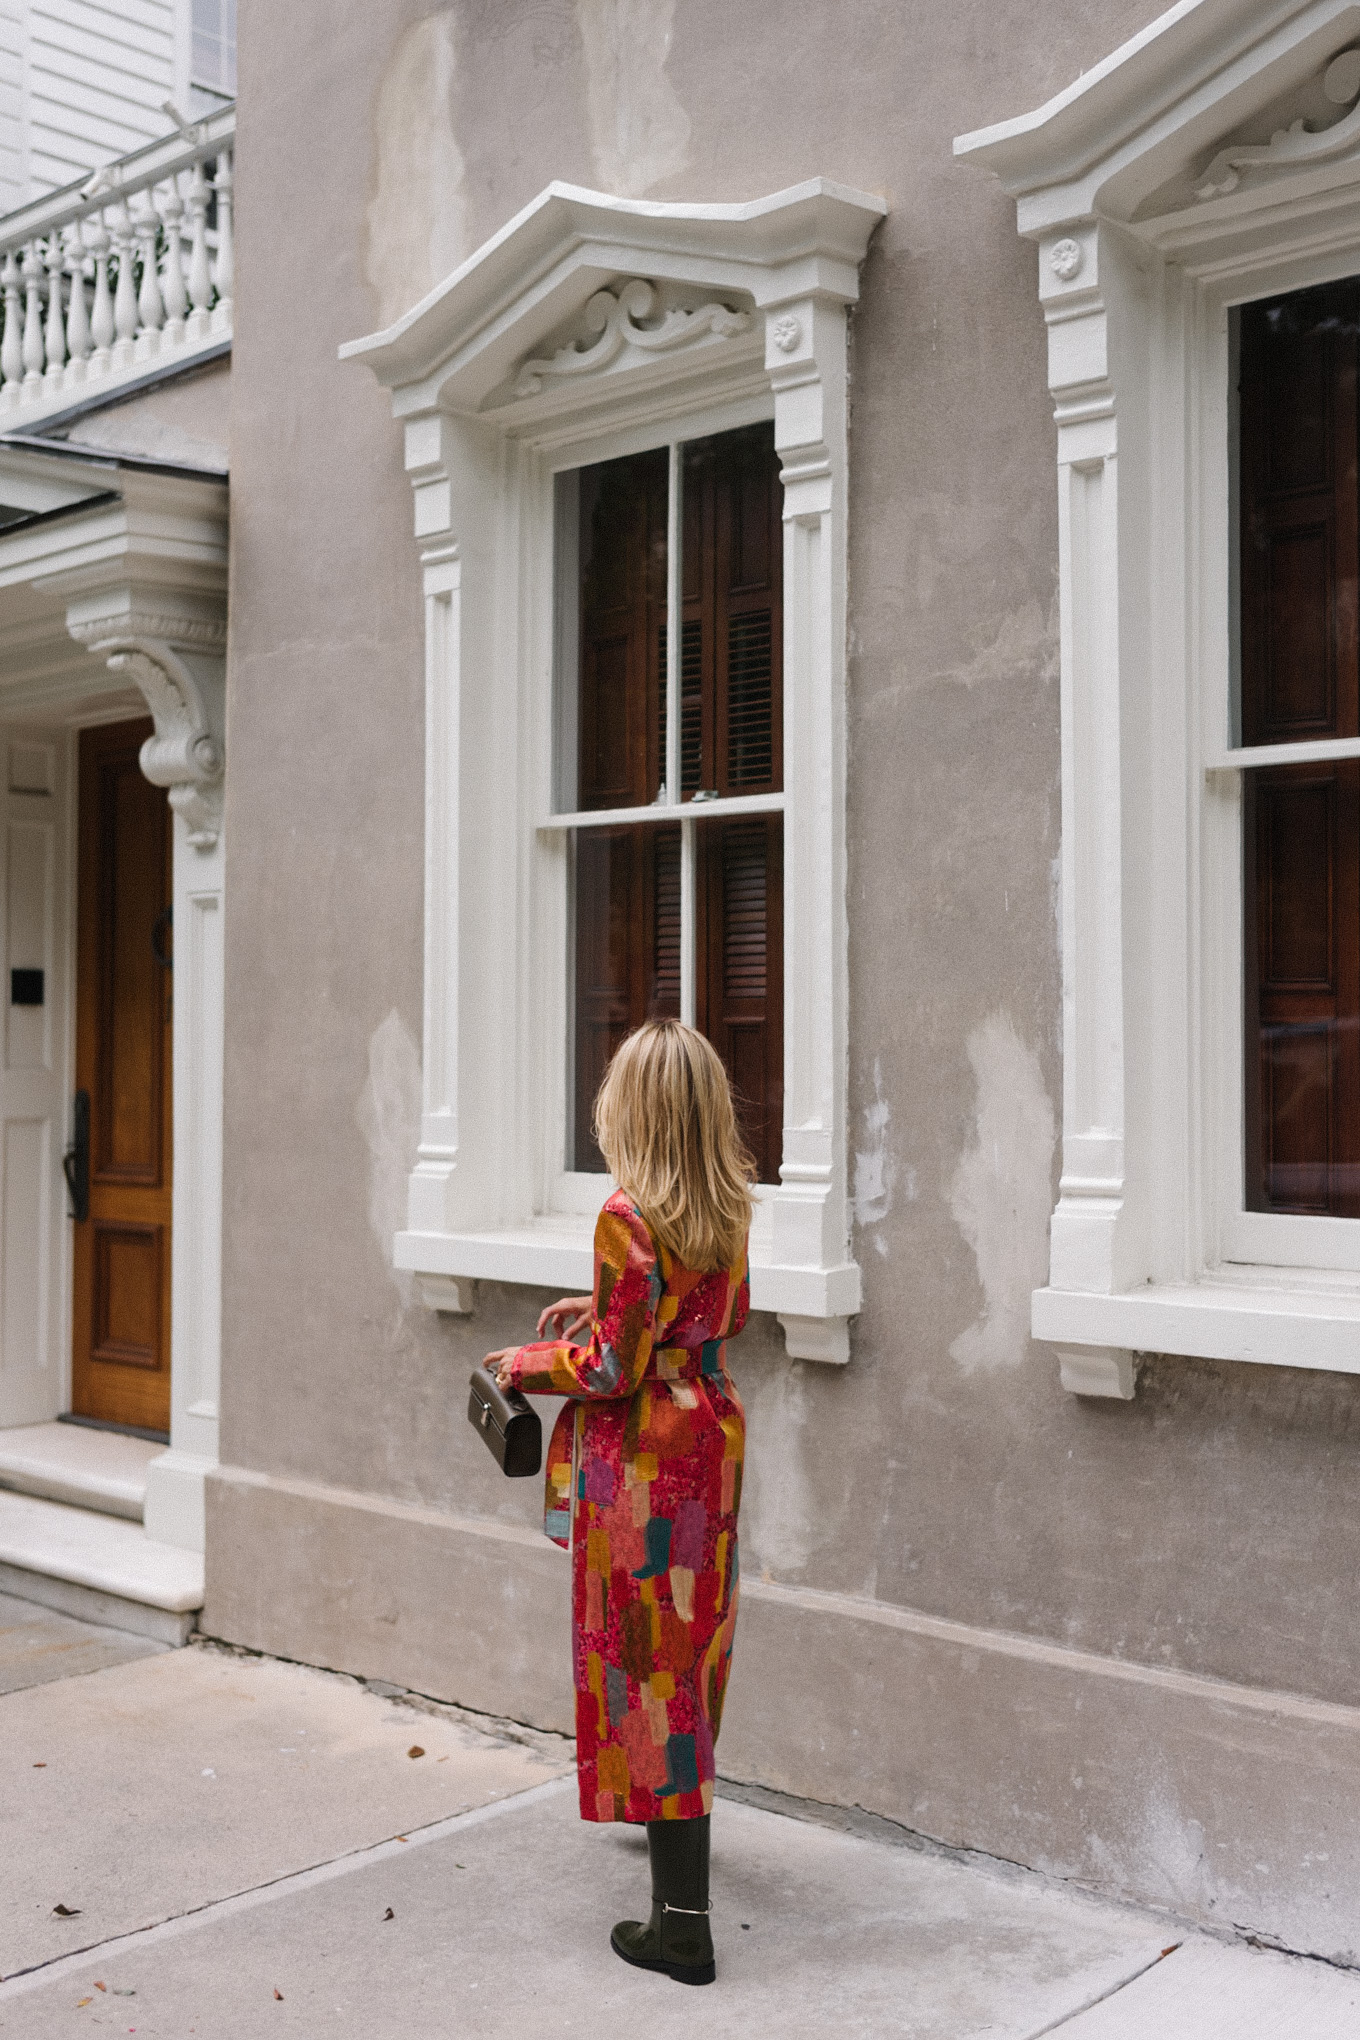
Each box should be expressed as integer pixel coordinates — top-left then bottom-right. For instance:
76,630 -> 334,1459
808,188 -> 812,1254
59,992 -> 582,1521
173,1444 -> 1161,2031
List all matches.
63,609 -> 226,1554
0,454 -> 230,1554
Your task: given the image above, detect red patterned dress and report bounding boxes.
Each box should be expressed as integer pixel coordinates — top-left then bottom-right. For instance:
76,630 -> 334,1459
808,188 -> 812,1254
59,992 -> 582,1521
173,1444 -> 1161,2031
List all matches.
505,1191 -> 748,1823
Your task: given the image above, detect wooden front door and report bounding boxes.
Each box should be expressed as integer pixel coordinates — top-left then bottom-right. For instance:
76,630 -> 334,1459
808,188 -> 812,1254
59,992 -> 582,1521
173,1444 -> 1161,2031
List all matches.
71,720 -> 173,1434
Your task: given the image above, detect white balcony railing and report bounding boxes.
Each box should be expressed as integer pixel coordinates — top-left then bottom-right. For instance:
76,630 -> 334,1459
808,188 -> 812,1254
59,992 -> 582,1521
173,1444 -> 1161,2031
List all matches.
0,104 -> 234,426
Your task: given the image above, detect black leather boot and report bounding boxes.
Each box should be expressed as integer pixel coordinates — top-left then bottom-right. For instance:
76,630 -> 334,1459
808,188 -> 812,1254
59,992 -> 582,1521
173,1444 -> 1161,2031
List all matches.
610,1814 -> 715,1985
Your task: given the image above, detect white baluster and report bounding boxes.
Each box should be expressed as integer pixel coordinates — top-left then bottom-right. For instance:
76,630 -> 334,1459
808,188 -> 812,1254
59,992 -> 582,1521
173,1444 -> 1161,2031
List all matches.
133,192 -> 164,359
160,176 -> 187,346
109,204 -> 138,367
88,215 -> 114,375
211,149 -> 232,334
185,161 -> 212,341
43,234 -> 65,386
21,240 -> 44,388
0,251 -> 23,405
64,226 -> 90,378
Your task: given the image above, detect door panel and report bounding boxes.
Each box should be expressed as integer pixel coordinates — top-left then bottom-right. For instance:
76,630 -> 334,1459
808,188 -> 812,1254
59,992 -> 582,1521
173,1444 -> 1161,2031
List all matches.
71,720 -> 172,1434
0,728 -> 71,1429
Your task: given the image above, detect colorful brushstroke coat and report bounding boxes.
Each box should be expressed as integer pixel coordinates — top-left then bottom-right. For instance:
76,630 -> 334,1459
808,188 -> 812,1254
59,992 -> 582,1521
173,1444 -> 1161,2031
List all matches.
505,1191 -> 748,1824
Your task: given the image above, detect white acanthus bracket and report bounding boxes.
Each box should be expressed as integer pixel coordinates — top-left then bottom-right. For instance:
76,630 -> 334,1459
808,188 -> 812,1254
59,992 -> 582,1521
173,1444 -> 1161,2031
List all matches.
66,614 -> 226,848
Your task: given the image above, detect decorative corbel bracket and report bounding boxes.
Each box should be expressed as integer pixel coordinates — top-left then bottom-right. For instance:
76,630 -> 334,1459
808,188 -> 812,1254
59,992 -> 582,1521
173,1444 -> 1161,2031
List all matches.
67,613 -> 226,848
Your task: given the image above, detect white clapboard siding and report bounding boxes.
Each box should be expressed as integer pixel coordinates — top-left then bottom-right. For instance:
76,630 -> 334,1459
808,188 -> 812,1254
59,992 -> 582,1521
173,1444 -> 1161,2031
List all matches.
0,0 -> 189,211
0,0 -> 23,215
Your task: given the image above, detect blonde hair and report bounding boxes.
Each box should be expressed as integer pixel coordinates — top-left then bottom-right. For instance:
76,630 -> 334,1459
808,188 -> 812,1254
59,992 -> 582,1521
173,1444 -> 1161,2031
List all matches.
595,1020 -> 755,1272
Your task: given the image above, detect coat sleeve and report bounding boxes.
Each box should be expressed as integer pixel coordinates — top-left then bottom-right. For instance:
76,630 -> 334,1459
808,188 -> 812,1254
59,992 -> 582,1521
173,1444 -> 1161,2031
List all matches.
504,1199 -> 664,1399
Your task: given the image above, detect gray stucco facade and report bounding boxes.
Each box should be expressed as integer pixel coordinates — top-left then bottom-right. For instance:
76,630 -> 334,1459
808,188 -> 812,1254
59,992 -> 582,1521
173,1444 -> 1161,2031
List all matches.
202,0 -> 1360,1963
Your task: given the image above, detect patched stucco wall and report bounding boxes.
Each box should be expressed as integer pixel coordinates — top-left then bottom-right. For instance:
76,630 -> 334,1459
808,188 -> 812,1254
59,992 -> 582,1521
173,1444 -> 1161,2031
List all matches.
211,0 -> 1360,1956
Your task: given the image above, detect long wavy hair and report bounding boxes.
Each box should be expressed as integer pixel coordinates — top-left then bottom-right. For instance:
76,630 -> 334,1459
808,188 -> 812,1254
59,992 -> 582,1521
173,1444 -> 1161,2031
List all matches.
594,1020 -> 755,1272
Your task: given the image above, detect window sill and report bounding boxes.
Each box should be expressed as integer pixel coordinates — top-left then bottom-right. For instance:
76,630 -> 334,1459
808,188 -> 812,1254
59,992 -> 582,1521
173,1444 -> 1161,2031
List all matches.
395,1217 -> 861,1363
1033,1271 -> 1360,1397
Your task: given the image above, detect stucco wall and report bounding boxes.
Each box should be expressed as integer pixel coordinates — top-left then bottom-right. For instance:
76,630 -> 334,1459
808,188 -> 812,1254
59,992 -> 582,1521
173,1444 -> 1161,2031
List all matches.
52,359 -> 232,472
210,0 -> 1360,1956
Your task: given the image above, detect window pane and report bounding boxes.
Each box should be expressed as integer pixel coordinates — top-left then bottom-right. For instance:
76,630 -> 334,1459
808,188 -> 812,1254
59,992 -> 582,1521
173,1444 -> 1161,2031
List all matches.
1240,280 -> 1360,1212
697,814 -> 783,1184
572,825 -> 680,1171
577,448 -> 668,810
191,0 -> 237,95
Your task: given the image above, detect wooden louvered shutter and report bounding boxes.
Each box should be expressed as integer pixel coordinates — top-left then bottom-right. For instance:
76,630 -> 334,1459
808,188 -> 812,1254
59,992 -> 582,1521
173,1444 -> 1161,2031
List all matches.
1240,279 -> 1360,1214
687,424 -> 784,1182
573,450 -> 671,1167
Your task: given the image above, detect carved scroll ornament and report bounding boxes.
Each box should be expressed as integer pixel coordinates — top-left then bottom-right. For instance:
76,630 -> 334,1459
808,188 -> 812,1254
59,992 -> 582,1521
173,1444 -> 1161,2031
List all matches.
513,278 -> 752,398
67,618 -> 225,848
1196,47 -> 1360,199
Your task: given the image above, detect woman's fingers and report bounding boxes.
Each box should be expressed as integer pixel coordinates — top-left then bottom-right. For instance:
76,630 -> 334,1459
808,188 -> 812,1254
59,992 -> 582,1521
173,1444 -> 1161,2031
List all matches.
536,1294 -> 592,1339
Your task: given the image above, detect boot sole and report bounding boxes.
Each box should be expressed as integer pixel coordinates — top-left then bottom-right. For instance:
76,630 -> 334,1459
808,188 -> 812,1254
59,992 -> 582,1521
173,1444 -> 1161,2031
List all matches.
610,1933 -> 715,1986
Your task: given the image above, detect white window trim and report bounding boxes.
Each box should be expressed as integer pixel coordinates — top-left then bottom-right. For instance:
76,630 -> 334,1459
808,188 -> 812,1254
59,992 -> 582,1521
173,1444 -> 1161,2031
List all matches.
342,180 -> 884,1363
958,0 -> 1360,1395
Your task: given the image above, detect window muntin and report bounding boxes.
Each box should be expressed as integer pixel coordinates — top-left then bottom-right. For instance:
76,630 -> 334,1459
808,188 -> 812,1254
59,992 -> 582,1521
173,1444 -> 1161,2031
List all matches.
563,423 -> 784,1183
1237,280 -> 1360,1217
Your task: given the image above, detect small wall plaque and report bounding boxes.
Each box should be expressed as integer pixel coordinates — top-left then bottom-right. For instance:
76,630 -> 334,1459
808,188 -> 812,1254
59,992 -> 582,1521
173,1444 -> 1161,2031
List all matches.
11,968 -> 43,1006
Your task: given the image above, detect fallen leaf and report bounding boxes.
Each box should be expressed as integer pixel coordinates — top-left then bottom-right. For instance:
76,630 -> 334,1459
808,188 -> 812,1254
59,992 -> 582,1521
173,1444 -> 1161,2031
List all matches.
396,1835 -> 408,1843
94,1980 -> 107,1990
32,1761 -> 45,1768
1160,1944 -> 1181,1959
273,1987 -> 283,2000
407,1746 -> 425,1759
76,2000 -> 92,2010
52,1904 -> 81,1917
437,1755 -> 449,1763
113,1988 -> 136,1996
383,1907 -> 394,1921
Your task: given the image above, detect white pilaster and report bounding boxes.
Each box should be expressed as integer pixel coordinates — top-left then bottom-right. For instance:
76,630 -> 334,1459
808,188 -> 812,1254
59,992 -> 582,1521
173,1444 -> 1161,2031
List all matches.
767,293 -> 861,1349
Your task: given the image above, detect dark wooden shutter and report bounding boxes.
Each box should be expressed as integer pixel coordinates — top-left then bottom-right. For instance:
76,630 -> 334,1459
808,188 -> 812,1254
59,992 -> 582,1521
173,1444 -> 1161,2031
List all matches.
573,450 -> 671,1167
685,425 -> 784,1181
697,814 -> 784,1184
1240,279 -> 1360,1213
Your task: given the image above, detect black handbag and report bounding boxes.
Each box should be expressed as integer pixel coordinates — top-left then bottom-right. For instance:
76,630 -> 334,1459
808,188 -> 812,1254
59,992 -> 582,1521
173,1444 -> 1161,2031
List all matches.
468,1366 -> 542,1478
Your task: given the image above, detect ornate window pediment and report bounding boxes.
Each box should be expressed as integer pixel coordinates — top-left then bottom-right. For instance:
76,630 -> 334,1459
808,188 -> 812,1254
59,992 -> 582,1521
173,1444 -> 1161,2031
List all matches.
957,1 -> 1360,246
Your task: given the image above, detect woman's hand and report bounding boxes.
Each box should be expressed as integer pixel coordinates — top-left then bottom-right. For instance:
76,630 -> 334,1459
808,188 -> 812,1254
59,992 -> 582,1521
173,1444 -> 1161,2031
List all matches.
482,1347 -> 519,1389
536,1294 -> 593,1341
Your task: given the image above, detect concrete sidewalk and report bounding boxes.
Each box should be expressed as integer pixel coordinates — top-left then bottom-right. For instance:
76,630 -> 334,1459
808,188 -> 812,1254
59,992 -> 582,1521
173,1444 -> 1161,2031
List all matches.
0,1612 -> 1356,2038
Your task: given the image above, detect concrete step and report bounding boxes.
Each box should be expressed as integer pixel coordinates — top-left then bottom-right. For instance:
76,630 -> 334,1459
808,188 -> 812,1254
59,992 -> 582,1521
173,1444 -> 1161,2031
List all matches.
0,1421 -> 157,1521
0,1489 -> 202,1645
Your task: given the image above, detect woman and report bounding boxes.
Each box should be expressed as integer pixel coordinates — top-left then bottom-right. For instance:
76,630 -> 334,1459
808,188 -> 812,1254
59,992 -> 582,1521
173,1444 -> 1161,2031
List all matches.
485,1019 -> 751,1987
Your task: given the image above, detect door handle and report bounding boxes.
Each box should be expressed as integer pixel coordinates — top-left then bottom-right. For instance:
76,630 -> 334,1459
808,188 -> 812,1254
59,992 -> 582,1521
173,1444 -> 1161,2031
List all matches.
63,1089 -> 89,1222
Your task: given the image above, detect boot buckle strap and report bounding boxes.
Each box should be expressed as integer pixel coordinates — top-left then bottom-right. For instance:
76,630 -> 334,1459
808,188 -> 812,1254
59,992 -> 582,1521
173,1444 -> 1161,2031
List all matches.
661,1901 -> 713,1916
